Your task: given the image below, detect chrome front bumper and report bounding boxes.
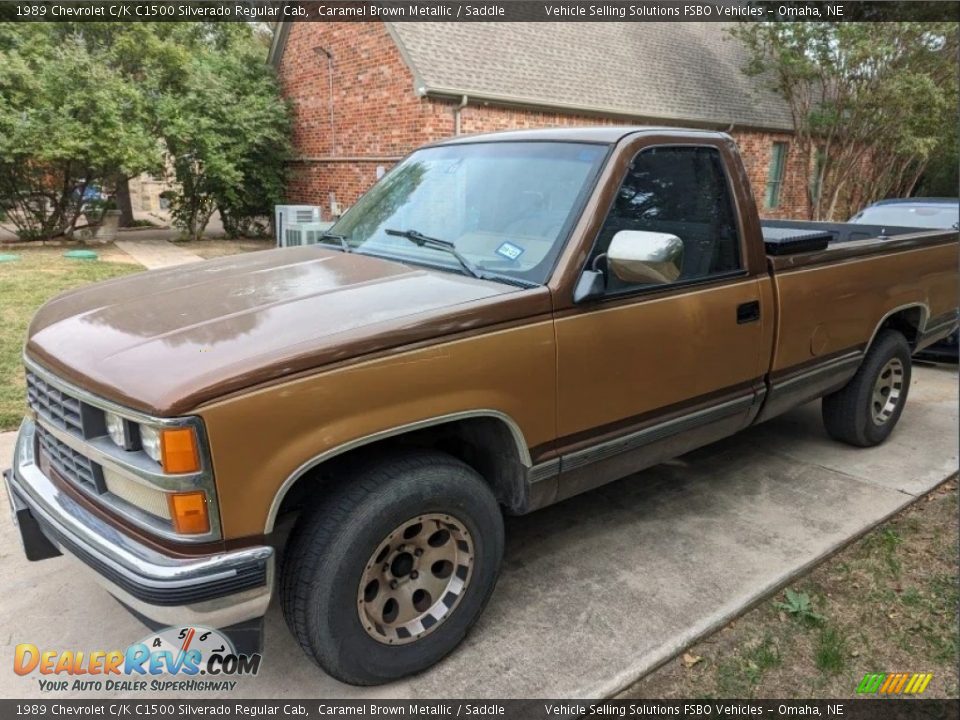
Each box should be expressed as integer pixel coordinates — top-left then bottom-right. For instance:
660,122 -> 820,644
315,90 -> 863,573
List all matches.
5,418 -> 274,634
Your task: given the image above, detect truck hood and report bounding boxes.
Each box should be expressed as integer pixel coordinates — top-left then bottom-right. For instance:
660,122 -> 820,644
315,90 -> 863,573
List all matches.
27,247 -> 542,416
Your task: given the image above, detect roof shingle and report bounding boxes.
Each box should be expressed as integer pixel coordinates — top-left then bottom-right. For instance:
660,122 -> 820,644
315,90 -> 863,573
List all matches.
388,22 -> 793,132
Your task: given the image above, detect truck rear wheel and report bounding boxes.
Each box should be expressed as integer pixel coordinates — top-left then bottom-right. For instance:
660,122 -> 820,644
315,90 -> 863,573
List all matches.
280,450 -> 504,685
822,329 -> 912,447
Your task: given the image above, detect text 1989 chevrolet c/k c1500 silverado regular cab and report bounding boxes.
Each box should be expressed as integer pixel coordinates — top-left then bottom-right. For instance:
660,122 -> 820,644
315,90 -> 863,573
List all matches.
5,128 -> 958,684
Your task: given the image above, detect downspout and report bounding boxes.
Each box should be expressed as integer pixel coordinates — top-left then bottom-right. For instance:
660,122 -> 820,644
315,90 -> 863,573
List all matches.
314,47 -> 335,155
454,95 -> 469,136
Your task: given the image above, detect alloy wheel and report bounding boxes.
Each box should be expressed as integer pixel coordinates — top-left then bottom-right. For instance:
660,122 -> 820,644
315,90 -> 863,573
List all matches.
871,357 -> 905,425
357,513 -> 474,645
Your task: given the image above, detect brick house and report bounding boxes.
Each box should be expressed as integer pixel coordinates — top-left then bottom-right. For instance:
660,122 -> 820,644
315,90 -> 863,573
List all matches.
269,22 -> 809,220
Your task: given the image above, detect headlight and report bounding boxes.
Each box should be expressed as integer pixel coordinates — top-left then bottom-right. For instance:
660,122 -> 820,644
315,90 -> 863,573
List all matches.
139,424 -> 162,464
105,412 -> 127,449
94,410 -> 211,537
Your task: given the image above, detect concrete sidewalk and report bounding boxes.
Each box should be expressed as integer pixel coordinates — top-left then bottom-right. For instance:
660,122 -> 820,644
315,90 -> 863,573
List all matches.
114,237 -> 204,269
0,365 -> 956,699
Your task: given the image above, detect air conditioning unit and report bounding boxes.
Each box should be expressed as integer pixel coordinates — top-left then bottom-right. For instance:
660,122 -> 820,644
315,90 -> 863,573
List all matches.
283,222 -> 337,249
275,205 -> 323,247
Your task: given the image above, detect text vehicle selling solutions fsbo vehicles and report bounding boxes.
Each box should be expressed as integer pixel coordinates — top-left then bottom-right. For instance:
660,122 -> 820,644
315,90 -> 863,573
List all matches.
5,128 -> 958,684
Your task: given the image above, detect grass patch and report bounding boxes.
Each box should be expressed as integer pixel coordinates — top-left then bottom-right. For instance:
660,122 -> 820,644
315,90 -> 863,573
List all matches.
863,527 -> 903,577
815,626 -> 847,674
621,476 -> 959,699
0,247 -> 142,431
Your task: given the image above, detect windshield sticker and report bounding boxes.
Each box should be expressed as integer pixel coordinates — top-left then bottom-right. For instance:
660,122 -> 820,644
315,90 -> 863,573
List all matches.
495,241 -> 525,261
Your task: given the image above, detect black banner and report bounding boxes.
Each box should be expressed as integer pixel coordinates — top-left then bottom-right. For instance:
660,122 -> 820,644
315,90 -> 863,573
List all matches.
0,1 -> 958,23
1,700 -> 959,720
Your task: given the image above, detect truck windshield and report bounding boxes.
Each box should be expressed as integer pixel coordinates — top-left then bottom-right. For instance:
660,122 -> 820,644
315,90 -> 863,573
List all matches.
851,203 -> 959,230
329,141 -> 607,285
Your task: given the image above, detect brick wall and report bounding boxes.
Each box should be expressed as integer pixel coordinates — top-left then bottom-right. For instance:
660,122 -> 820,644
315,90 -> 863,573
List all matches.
278,22 -> 439,210
277,22 -> 809,221
733,130 -> 809,219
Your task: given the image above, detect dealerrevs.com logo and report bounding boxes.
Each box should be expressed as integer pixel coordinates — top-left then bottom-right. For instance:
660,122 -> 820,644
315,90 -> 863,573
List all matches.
14,625 -> 262,693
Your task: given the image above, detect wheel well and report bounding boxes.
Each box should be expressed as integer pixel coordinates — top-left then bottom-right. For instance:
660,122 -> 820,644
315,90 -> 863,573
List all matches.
272,416 -> 529,528
876,306 -> 924,351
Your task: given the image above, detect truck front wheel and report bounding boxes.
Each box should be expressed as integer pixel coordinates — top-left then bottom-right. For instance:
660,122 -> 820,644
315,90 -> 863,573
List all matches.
280,450 -> 504,685
822,329 -> 912,447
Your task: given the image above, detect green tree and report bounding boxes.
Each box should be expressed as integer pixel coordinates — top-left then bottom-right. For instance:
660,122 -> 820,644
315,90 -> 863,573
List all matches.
157,32 -> 290,240
43,22 -> 276,233
0,27 -> 159,240
55,23 -> 204,227
732,22 -> 958,219
0,22 -> 290,241
916,125 -> 959,197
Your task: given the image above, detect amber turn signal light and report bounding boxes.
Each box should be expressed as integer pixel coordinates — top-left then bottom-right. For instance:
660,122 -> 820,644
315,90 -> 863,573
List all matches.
168,491 -> 210,535
159,427 -> 200,474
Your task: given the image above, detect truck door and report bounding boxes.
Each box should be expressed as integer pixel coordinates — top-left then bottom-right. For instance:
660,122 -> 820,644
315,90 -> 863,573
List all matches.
552,142 -> 772,501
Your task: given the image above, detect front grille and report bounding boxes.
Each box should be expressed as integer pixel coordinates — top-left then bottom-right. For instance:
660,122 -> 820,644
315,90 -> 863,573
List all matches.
36,424 -> 104,494
26,370 -> 84,436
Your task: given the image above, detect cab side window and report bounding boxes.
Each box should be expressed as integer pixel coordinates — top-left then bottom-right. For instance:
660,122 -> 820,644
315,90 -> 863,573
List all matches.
595,146 -> 742,293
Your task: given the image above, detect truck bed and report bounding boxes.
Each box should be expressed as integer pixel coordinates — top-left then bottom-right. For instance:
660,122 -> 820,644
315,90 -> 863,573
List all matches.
760,219 -> 945,256
757,218 -> 956,421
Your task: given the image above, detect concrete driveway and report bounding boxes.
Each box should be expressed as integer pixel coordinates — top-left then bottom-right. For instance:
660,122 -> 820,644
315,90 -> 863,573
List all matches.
1,365 -> 955,699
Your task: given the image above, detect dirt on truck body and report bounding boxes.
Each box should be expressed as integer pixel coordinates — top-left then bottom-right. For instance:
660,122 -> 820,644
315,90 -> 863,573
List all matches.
6,127 -> 958,685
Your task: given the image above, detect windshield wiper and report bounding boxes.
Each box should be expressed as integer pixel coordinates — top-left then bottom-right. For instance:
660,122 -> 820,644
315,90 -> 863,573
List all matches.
318,232 -> 351,253
385,228 -> 483,279
383,228 -> 539,288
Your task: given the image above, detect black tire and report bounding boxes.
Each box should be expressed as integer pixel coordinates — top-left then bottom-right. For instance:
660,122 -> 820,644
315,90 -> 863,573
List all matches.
280,450 -> 504,685
822,329 -> 912,447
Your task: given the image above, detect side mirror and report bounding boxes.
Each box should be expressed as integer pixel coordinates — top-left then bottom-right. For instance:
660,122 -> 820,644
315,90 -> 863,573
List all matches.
607,230 -> 684,285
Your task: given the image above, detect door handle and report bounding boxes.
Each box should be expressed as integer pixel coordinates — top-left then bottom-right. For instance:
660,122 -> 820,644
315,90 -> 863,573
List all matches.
737,300 -> 761,324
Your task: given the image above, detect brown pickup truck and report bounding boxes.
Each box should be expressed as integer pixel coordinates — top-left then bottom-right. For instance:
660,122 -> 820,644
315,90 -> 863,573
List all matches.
5,127 -> 958,685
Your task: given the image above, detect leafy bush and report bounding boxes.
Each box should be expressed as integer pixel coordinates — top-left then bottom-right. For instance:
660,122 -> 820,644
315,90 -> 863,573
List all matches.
127,218 -> 158,228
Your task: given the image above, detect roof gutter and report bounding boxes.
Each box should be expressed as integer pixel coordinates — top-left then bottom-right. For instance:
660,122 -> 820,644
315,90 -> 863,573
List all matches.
268,19 -> 291,67
422,86 -> 795,135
